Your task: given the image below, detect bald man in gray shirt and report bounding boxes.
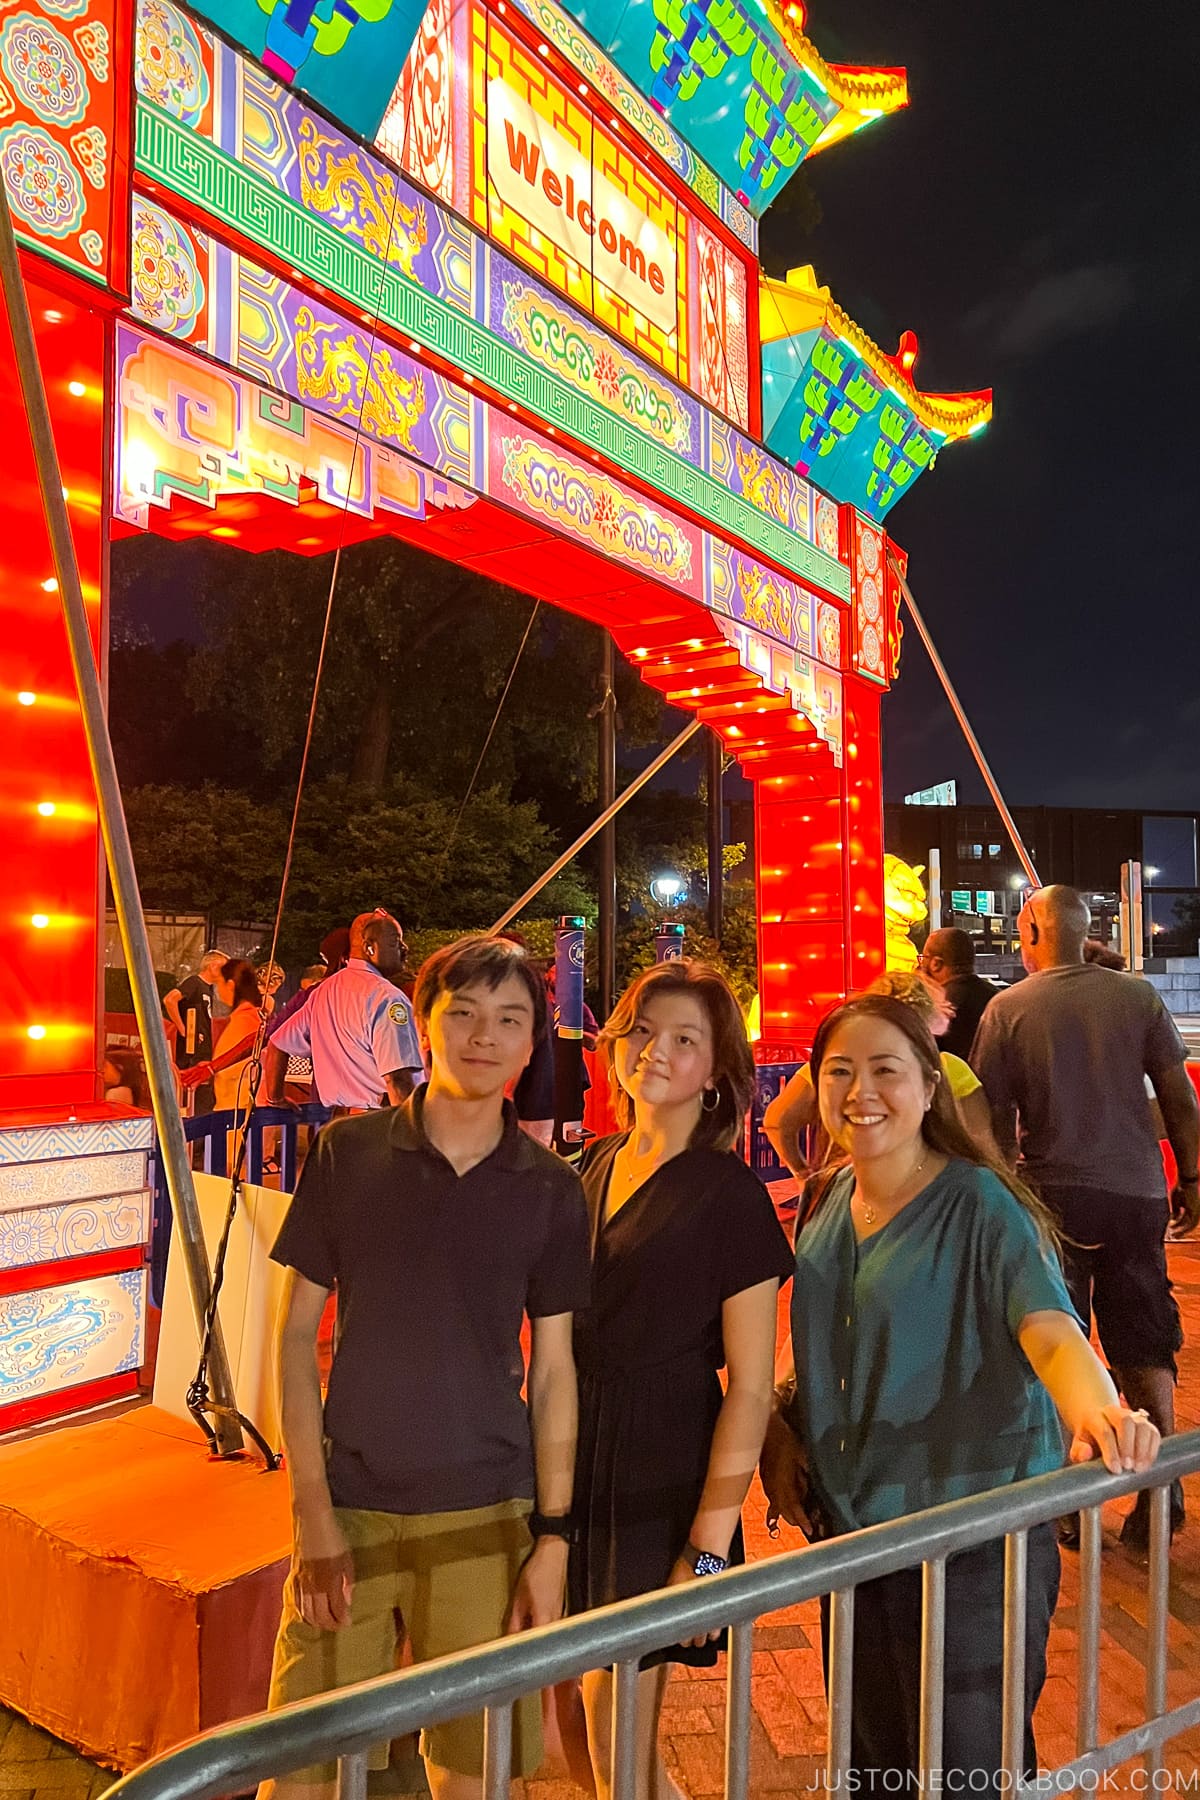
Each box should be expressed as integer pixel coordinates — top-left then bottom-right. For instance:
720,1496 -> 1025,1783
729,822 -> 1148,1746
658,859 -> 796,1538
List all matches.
973,885 -> 1199,1546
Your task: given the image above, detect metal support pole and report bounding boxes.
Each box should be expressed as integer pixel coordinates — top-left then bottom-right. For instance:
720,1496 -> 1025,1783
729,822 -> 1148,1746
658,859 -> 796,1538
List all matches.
482,1703 -> 512,1800
0,195 -> 242,1451
598,634 -> 617,1019
491,719 -> 701,934
1000,1531 -> 1028,1790
707,729 -> 723,944
334,1754 -> 368,1800
1076,1506 -> 1101,1754
928,847 -> 942,932
1146,1483 -> 1171,1781
611,1659 -> 639,1800
724,1620 -> 753,1800
826,1586 -> 855,1792
888,554 -> 1040,889
1121,861 -> 1145,974
919,1558 -> 946,1789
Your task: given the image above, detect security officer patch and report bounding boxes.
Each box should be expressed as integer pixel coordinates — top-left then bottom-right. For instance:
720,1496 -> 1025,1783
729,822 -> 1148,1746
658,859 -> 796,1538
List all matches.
388,999 -> 410,1027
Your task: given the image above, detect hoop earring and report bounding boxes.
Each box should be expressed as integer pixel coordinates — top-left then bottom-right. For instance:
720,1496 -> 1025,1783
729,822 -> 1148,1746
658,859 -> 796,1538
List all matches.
702,1087 -> 720,1113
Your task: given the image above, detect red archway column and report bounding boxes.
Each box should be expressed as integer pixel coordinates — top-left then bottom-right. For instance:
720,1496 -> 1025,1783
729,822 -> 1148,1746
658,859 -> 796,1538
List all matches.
752,677 -> 886,1053
0,277 -> 108,1112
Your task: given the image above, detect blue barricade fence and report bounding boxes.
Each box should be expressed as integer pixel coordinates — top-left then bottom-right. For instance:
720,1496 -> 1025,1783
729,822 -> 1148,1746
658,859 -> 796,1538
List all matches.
149,1103 -> 331,1307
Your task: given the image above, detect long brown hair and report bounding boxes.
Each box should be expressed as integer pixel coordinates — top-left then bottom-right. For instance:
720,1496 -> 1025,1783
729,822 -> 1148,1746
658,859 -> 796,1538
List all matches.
809,993 -> 1059,1248
220,957 -> 262,1009
599,959 -> 754,1154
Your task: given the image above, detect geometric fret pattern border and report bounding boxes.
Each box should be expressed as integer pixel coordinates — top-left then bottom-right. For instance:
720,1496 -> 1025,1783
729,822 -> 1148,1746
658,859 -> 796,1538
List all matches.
0,1116 -> 155,1167
135,104 -> 851,602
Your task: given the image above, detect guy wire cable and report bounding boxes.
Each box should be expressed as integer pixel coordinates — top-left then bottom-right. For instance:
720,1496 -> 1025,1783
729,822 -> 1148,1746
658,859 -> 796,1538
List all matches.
184,17 -> 472,1459
436,597 -> 542,881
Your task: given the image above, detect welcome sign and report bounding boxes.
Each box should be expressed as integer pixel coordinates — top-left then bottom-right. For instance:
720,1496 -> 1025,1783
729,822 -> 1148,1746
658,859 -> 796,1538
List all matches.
487,81 -> 678,335
384,0 -> 753,422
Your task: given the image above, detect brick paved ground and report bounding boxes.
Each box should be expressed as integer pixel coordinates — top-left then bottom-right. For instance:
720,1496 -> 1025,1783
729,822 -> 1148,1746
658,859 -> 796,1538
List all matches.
8,1235 -> 1200,1799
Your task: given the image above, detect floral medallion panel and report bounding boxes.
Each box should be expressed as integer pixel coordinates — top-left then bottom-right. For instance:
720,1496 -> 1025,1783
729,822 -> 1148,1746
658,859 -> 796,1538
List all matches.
0,1191 -> 150,1271
488,422 -> 702,598
0,0 -> 128,291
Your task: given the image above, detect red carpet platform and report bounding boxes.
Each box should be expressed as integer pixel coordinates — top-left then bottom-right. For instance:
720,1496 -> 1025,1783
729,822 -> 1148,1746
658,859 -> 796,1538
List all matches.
0,1405 -> 291,1771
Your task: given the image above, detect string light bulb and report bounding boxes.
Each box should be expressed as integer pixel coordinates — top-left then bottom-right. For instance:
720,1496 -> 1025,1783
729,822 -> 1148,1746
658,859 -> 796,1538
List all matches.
31,914 -> 50,929
67,381 -> 86,397
17,691 -> 36,706
27,1024 -> 47,1041
36,801 -> 56,816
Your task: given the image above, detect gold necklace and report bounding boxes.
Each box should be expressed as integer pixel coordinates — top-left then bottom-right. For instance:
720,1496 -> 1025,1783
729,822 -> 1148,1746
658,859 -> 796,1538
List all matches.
859,1151 -> 927,1226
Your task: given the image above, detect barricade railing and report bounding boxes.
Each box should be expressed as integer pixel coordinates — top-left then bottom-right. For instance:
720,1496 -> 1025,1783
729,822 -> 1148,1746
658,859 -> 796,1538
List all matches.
149,1103 -> 331,1304
101,1438 -> 1200,1800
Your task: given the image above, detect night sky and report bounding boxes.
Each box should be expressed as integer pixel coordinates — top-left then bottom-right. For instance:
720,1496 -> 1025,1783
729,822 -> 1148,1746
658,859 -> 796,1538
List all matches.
117,3 -> 1200,816
779,0 -> 1200,809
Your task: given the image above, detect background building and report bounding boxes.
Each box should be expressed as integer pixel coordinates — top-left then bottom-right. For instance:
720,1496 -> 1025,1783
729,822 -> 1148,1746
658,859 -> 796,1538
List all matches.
884,804 -> 1200,962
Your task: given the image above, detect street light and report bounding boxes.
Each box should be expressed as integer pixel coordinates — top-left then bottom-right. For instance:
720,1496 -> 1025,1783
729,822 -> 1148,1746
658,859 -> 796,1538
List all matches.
650,873 -> 686,907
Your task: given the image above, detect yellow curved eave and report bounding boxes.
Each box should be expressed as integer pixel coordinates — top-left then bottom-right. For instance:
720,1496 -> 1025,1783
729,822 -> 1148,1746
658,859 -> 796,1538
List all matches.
760,267 -> 993,440
756,1 -> 909,154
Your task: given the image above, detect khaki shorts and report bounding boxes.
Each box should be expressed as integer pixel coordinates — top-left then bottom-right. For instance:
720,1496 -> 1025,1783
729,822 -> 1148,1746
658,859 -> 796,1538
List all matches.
268,1498 -> 541,1782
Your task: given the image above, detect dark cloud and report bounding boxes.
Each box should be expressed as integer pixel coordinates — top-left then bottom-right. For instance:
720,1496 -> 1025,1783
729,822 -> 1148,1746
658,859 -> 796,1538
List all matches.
968,264 -> 1137,361
801,0 -> 1198,820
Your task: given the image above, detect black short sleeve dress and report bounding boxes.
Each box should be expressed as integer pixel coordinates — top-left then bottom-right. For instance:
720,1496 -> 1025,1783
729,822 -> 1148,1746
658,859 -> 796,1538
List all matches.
567,1133 -> 794,1666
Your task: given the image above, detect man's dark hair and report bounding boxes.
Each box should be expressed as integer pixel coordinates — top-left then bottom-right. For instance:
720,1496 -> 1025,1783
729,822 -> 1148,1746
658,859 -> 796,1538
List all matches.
319,926 -> 351,970
414,934 -> 547,1038
925,926 -> 975,976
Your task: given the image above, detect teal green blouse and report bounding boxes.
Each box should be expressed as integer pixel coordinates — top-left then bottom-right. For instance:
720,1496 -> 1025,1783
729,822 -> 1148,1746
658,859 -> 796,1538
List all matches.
790,1159 -> 1073,1535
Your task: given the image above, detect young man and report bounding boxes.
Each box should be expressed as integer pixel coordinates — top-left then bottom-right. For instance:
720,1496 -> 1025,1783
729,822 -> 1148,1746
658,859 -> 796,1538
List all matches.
264,935 -> 590,1800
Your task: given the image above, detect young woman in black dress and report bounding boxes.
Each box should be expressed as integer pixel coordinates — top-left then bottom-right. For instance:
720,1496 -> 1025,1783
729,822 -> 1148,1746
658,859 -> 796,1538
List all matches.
568,960 -> 794,1800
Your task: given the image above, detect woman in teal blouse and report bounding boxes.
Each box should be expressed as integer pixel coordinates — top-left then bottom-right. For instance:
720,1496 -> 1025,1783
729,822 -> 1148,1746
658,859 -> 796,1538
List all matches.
761,993 -> 1160,1790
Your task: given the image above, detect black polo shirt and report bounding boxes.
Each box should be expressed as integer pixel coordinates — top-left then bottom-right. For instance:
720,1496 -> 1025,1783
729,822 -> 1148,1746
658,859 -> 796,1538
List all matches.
271,1091 -> 590,1515
172,972 -> 213,1066
941,972 -> 1000,1063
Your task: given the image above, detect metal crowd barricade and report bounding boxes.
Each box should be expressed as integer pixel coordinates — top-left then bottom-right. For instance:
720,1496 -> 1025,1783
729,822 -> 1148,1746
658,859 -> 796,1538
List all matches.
149,1102 -> 331,1304
101,1439 -> 1200,1800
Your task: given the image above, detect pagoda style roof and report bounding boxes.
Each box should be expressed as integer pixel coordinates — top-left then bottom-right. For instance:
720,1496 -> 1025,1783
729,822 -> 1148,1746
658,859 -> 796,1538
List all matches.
757,0 -> 908,157
760,266 -> 992,519
546,0 -> 907,215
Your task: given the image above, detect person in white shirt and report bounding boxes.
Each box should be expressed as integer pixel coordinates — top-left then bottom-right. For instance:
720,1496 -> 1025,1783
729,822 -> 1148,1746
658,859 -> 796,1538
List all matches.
270,911 -> 422,1109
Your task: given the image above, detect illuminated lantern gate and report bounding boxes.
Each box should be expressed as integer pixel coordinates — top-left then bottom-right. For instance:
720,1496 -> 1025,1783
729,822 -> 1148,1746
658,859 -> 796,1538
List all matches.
0,0 -> 989,1426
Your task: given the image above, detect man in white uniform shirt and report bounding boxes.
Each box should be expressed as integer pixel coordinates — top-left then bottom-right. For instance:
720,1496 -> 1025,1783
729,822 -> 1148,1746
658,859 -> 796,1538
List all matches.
271,911 -> 422,1109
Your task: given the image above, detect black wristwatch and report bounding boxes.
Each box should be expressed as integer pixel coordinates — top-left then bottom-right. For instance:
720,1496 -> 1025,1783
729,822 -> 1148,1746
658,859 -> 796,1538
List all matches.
683,1541 -> 728,1577
529,1510 -> 577,1545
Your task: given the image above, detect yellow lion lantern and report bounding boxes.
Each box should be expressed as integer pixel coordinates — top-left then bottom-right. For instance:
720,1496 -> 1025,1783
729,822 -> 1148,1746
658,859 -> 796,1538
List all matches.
883,854 -> 928,971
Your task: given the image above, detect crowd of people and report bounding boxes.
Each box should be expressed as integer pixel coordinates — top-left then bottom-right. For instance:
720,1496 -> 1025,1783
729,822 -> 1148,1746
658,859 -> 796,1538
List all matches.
236,882 -> 1196,1800
95,886 -> 1197,1793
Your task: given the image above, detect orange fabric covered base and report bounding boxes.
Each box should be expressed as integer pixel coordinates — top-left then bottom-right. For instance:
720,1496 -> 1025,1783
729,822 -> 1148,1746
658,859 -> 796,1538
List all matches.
0,1405 -> 291,1770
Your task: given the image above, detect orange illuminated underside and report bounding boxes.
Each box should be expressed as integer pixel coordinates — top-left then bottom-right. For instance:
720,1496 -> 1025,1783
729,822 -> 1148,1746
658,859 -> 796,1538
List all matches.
137,482 -> 832,772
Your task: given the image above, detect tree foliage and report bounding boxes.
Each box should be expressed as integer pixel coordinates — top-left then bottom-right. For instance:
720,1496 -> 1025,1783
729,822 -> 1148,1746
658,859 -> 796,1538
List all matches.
123,775 -> 595,963
111,535 -> 751,991
113,535 -> 668,823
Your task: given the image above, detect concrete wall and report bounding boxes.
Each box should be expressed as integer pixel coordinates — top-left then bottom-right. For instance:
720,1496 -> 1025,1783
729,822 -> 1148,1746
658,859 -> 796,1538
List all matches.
1144,959 -> 1200,1016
